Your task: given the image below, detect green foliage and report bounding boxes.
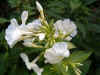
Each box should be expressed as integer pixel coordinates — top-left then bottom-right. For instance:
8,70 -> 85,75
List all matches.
0,0 -> 100,75
0,18 -> 9,24
67,50 -> 92,63
82,0 -> 97,5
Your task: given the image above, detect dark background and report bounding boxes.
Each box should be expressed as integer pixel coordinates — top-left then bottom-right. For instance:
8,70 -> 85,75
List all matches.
0,0 -> 100,75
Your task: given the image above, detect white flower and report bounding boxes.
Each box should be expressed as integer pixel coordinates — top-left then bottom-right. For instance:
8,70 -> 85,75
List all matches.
54,19 -> 77,40
20,53 -> 43,75
36,1 -> 43,12
5,11 -> 43,48
5,17 -> 33,48
44,42 -> 70,64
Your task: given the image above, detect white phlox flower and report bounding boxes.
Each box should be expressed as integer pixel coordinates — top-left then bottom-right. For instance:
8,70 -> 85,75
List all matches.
20,53 -> 43,75
5,11 -> 43,48
54,19 -> 77,41
5,18 -> 33,48
44,42 -> 70,64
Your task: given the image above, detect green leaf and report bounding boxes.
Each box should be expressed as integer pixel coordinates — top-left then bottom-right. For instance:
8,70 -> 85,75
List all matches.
77,23 -> 87,38
8,0 -> 21,8
80,61 -> 91,75
55,63 -> 76,75
83,0 -> 97,5
67,50 -> 92,63
43,65 -> 58,75
0,53 -> 8,75
0,18 -> 8,24
96,68 -> 100,75
70,0 -> 81,12
87,24 -> 100,33
55,63 -> 68,75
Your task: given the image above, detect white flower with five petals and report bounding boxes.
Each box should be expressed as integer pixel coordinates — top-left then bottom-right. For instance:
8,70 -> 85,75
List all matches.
54,19 -> 77,41
44,42 -> 70,64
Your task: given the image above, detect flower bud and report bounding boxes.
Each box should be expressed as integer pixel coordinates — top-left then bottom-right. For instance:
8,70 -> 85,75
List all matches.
36,1 -> 43,12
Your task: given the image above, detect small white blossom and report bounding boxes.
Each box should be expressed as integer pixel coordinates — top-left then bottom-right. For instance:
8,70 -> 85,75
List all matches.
36,1 -> 43,12
44,42 -> 70,64
20,53 -> 43,75
37,33 -> 45,40
54,19 -> 77,40
5,17 -> 33,48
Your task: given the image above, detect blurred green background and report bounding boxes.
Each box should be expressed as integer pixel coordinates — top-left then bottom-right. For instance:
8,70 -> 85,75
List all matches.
0,0 -> 100,75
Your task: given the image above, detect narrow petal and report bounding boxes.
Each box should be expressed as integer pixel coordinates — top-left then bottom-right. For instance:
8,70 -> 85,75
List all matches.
21,11 -> 28,25
31,63 -> 43,75
5,24 -> 21,48
20,53 -> 32,70
27,19 -> 42,31
23,38 -> 35,47
10,18 -> 19,27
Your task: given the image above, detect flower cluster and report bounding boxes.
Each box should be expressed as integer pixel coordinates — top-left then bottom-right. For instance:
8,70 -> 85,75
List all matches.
5,1 -> 78,75
5,11 -> 45,48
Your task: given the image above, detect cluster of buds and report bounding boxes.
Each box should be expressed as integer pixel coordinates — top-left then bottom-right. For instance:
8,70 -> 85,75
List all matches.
5,1 -> 78,75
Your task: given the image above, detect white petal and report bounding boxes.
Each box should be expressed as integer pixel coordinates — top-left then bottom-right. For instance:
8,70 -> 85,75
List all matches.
5,24 -> 22,48
10,18 -> 19,27
20,53 -> 32,70
23,38 -> 35,47
21,11 -> 28,25
31,63 -> 43,75
20,53 -> 29,64
44,48 -> 64,64
65,36 -> 72,41
54,20 -> 64,34
20,53 -> 43,75
70,30 -> 77,37
63,50 -> 70,57
37,33 -> 45,40
52,42 -> 68,56
27,19 -> 42,31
